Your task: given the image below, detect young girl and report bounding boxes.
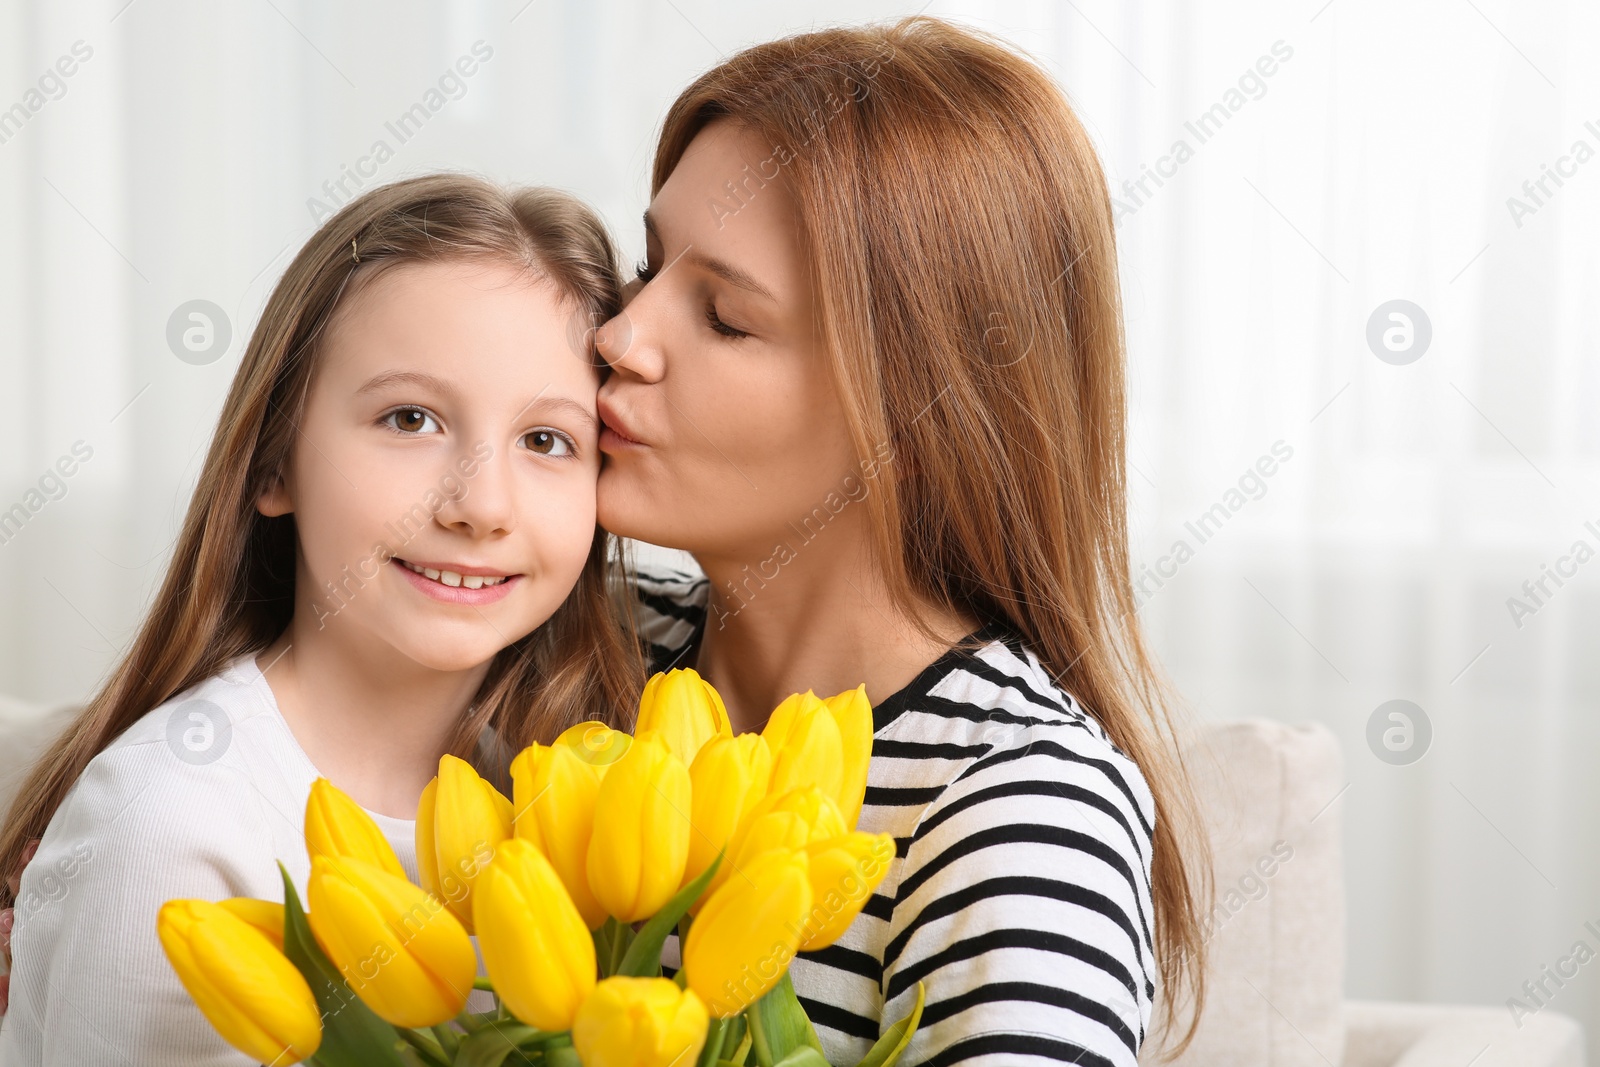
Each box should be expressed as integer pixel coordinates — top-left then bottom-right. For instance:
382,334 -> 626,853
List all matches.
0,174 -> 644,1063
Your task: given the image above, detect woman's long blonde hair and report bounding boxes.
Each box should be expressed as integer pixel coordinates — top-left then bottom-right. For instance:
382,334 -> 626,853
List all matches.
0,174 -> 646,906
653,17 -> 1210,1053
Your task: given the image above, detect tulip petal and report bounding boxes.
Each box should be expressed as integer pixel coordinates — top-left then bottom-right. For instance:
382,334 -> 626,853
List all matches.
683,849 -> 813,1018
307,855 -> 476,1028
798,832 -> 896,950
509,744 -> 548,851
534,744 -> 608,928
475,838 -> 596,1032
588,732 -> 692,922
765,701 -> 845,804
432,755 -> 513,931
157,900 -> 321,1064
305,777 -> 406,879
217,897 -> 285,952
823,685 -> 874,830
572,976 -> 708,1067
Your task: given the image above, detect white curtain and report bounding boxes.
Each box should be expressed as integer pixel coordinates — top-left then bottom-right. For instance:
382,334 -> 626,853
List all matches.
2,0 -> 1595,1040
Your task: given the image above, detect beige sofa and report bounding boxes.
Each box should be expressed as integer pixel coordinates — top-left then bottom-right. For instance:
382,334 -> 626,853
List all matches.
0,699 -> 1586,1064
1142,720 -> 1586,1067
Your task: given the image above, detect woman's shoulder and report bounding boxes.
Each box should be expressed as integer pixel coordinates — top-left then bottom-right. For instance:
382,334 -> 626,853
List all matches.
880,625 -> 1156,832
626,554 -> 710,674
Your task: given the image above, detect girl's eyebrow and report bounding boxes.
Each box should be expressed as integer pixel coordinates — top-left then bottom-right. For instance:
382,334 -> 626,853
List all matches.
528,396 -> 599,432
356,370 -> 456,397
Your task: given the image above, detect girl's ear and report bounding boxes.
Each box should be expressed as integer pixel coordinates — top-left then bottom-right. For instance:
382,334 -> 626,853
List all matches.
256,472 -> 293,517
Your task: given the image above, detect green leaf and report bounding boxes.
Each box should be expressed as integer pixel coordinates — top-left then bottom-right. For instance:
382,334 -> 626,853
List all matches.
746,972 -> 825,1066
615,848 -> 724,978
454,1018 -> 556,1067
851,980 -> 927,1067
726,1020 -> 753,1065
276,861 -> 408,1067
771,1049 -> 830,1067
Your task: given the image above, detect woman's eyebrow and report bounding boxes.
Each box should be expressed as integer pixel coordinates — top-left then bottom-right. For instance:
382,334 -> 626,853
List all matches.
643,209 -> 775,301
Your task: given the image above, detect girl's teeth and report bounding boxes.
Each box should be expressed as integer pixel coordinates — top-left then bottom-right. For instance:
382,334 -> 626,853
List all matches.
400,561 -> 508,588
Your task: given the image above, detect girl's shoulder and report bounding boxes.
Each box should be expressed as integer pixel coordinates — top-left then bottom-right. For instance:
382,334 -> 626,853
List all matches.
53,654 -> 309,860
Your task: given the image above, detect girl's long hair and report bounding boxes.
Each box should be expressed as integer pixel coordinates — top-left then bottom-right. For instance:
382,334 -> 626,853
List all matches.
652,17 -> 1210,1054
0,174 -> 646,905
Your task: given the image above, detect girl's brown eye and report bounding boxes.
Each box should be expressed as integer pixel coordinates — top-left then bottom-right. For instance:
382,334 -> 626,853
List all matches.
383,407 -> 440,434
523,430 -> 572,457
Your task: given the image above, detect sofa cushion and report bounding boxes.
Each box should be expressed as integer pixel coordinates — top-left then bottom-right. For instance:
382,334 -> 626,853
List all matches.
0,694 -> 78,821
1141,720 -> 1346,1066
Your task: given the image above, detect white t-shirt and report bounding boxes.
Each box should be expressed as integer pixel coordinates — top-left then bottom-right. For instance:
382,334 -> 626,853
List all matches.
0,652 -> 493,1066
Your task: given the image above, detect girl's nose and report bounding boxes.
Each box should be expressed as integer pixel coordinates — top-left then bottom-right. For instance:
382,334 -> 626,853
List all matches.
435,446 -> 516,538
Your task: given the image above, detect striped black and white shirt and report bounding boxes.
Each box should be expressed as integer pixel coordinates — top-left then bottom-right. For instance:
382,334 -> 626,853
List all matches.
637,565 -> 1157,1067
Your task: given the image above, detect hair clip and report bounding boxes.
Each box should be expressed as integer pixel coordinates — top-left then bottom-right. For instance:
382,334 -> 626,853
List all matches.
350,238 -> 360,264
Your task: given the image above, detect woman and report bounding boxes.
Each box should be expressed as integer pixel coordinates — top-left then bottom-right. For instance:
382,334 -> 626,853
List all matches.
595,15 -> 1207,1067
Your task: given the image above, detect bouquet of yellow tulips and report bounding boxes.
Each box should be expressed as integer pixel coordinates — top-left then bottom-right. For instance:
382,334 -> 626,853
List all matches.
157,669 -> 926,1067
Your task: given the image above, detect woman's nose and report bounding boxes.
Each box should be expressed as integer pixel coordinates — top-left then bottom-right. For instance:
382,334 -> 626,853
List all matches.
594,300 -> 664,383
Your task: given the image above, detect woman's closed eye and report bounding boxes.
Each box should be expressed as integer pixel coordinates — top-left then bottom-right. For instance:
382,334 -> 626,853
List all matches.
382,406 -> 442,435
521,428 -> 576,458
704,303 -> 748,339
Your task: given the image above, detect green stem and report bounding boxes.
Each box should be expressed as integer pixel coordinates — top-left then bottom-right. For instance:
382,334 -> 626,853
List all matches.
542,1033 -> 582,1067
395,1028 -> 451,1067
695,1016 -> 729,1067
473,975 -> 496,991
430,1022 -> 461,1058
745,1001 -> 776,1067
608,919 -> 634,976
594,920 -> 616,977
455,1006 -> 484,1035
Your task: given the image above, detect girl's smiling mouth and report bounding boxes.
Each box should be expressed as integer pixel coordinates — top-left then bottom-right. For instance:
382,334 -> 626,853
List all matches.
393,557 -> 522,604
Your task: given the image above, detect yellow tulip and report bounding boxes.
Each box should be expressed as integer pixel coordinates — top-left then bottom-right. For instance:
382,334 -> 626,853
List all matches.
416,754 -> 513,932
509,743 -> 549,852
695,785 -> 846,911
527,742 -> 609,928
571,976 -> 708,1067
797,831 -> 896,950
306,854 -> 477,1028
683,848 -> 814,1017
822,684 -> 874,830
554,719 -> 634,776
683,732 -> 772,889
587,731 -> 692,922
217,897 -> 285,951
473,838 -> 596,1032
305,777 -> 407,879
157,899 -> 321,1065
636,668 -> 732,766
762,691 -> 844,807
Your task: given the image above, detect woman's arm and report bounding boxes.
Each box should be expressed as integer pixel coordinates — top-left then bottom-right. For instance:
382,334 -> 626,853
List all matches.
879,719 -> 1156,1067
